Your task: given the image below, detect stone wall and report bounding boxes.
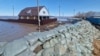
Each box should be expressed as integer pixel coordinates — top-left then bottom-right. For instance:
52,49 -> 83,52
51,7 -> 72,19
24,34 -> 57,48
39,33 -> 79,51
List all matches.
0,20 -> 100,56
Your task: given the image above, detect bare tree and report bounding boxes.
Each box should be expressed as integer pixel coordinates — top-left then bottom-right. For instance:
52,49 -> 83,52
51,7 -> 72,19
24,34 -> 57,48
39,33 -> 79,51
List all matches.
74,11 -> 96,18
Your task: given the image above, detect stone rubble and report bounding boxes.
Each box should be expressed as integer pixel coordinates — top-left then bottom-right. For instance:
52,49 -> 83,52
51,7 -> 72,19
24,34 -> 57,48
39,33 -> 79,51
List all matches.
0,20 -> 100,56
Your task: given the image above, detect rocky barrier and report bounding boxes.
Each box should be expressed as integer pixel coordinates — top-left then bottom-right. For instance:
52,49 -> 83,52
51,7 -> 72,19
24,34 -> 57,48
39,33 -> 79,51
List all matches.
0,20 -> 100,56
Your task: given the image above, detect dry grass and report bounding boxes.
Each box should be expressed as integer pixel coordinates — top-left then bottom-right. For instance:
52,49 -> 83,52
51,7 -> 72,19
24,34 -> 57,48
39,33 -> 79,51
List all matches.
93,39 -> 100,56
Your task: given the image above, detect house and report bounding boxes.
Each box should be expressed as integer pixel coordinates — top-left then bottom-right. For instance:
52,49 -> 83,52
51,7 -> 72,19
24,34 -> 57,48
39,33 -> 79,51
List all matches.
18,6 -> 57,25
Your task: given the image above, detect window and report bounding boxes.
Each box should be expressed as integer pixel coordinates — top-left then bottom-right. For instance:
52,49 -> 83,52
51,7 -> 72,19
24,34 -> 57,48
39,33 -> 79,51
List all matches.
43,11 -> 45,14
33,16 -> 36,20
27,16 -> 29,19
21,16 -> 24,19
27,9 -> 31,14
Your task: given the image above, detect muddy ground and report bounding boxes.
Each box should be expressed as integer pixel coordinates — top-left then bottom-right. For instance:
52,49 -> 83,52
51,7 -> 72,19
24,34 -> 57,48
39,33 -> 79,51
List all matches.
93,39 -> 100,56
93,25 -> 100,56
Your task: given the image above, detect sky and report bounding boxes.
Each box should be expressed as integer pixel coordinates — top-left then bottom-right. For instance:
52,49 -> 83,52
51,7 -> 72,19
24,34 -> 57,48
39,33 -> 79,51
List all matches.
0,0 -> 100,16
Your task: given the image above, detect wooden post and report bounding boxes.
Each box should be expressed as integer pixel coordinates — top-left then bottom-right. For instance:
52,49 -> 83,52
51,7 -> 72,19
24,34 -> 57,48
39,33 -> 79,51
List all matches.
37,0 -> 40,32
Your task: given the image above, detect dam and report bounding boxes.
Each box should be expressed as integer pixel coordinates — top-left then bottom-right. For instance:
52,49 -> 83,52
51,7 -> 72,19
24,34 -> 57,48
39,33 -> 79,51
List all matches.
0,20 -> 100,56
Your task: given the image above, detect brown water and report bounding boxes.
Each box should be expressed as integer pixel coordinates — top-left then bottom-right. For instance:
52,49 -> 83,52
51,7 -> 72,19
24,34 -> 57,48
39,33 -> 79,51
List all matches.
0,21 -> 38,42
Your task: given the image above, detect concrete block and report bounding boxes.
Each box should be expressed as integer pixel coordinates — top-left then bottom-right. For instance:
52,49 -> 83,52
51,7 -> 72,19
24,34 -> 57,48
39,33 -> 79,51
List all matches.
0,42 -> 7,55
24,35 -> 38,46
43,41 -> 50,49
16,49 -> 34,56
54,43 -> 67,56
42,47 -> 54,56
36,50 -> 43,56
30,41 -> 42,52
4,38 -> 28,56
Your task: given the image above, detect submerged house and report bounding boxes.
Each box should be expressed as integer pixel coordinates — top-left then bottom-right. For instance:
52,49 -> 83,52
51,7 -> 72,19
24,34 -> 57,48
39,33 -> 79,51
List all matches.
18,6 -> 57,25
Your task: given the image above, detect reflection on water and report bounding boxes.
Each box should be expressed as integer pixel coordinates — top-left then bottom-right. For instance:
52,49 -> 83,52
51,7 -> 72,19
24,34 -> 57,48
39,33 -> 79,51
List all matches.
0,21 -> 38,42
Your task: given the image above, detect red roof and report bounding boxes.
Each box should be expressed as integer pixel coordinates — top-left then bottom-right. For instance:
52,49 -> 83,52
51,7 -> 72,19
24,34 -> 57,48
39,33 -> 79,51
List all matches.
19,6 -> 44,16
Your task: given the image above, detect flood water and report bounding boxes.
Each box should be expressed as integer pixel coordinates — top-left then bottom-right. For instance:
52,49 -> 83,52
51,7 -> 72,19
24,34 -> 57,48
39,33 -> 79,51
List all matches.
0,21 -> 38,42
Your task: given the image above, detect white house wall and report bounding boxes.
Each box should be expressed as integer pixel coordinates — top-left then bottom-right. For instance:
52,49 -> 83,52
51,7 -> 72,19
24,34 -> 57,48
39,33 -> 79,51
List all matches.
39,7 -> 49,16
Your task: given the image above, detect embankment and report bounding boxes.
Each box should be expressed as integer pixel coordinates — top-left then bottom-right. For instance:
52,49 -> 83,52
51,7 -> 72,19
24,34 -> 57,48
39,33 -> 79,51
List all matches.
0,20 -> 100,56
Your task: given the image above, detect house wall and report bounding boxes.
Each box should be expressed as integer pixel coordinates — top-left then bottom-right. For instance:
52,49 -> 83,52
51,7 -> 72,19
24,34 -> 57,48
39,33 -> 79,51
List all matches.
19,16 -> 27,19
39,7 -> 49,16
27,16 -> 37,20
19,16 -> 38,20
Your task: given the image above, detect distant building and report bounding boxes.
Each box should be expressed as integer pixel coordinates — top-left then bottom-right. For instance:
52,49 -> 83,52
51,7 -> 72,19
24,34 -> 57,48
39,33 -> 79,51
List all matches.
18,6 -> 57,25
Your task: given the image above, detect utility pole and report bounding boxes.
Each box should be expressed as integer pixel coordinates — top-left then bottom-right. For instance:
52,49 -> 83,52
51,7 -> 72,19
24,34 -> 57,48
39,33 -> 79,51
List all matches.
59,0 -> 61,17
13,5 -> 14,16
37,0 -> 40,32
12,0 -> 14,16
73,9 -> 75,16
